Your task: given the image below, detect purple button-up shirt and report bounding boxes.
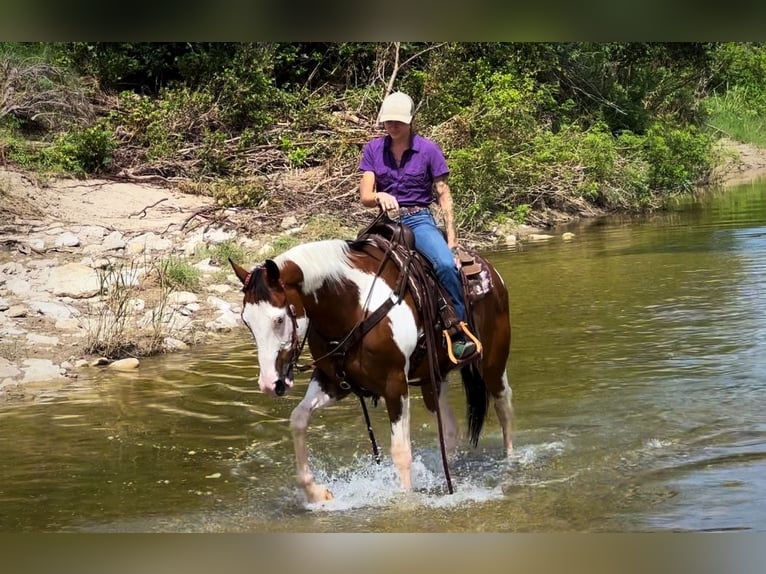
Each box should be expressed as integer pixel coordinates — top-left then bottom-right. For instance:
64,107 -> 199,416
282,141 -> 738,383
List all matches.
359,134 -> 449,206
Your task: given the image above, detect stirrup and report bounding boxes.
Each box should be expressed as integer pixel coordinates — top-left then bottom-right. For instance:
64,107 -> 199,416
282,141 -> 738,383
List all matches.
443,321 -> 483,364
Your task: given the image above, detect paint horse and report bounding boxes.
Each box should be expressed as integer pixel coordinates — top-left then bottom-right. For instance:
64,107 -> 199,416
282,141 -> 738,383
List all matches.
230,231 -> 513,503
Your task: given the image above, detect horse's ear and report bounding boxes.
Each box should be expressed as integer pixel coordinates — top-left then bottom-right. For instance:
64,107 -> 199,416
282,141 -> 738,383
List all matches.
229,258 -> 250,285
264,259 -> 281,284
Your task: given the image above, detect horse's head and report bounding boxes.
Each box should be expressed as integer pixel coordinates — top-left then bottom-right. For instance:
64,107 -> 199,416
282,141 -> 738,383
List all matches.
230,257 -> 307,397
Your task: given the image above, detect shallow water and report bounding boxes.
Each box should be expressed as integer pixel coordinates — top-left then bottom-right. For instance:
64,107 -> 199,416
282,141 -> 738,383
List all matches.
1,180 -> 765,532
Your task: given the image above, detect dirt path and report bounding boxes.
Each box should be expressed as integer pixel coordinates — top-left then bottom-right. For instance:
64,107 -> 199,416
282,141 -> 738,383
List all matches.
0,169 -> 212,231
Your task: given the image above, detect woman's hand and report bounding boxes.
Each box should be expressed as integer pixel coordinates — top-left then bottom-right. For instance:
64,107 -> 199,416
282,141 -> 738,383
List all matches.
375,191 -> 400,212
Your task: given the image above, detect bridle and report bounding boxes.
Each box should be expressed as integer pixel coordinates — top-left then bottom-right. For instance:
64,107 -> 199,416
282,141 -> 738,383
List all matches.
243,267 -> 308,397
273,301 -> 305,396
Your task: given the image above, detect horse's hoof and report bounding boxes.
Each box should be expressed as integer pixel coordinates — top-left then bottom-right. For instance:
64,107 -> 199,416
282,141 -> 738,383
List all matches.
306,485 -> 334,503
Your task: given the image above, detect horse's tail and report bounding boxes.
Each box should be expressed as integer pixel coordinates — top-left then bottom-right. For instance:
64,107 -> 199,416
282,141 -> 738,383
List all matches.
460,362 -> 489,448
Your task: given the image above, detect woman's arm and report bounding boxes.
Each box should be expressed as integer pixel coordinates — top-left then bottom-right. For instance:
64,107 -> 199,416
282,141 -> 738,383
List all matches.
434,175 -> 457,249
359,171 -> 379,208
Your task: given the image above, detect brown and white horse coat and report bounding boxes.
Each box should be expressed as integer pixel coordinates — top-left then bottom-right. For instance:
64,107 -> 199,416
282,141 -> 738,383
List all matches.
232,238 -> 512,503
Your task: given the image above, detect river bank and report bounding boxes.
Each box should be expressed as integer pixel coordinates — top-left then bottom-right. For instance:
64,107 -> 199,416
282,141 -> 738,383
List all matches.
2,137 -> 766,401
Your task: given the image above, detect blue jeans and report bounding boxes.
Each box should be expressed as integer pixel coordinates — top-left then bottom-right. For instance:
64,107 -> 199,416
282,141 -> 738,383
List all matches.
400,209 -> 466,322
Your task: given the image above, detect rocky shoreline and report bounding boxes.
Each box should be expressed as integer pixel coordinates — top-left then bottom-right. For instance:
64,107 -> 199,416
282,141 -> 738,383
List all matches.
0,217 -> 264,399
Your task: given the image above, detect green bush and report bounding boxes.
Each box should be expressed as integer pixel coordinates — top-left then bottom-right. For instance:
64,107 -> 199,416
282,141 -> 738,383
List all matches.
38,125 -> 116,175
643,123 -> 713,191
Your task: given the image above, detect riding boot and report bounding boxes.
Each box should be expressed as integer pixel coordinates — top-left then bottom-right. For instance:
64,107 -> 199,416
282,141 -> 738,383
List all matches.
451,335 -> 476,359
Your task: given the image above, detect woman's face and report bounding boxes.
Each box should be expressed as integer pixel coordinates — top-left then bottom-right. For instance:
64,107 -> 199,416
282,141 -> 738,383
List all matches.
384,120 -> 411,140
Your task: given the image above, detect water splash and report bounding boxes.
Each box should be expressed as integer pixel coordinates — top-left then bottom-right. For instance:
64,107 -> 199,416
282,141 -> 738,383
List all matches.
302,441 -> 570,512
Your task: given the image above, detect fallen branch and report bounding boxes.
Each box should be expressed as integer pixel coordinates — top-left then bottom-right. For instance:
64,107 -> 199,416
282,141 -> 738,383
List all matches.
129,197 -> 168,219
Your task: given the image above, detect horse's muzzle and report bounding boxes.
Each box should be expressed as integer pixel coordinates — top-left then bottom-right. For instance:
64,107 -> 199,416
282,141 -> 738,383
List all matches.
275,379 -> 287,396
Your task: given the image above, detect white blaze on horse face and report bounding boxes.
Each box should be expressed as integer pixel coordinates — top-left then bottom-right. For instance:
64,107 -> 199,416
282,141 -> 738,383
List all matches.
241,299 -> 296,396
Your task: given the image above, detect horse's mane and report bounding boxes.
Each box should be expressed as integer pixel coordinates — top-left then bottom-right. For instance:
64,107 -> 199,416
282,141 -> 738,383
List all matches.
274,239 -> 353,294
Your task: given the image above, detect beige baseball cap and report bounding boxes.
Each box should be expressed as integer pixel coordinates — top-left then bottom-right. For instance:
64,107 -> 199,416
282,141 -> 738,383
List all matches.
378,92 -> 414,124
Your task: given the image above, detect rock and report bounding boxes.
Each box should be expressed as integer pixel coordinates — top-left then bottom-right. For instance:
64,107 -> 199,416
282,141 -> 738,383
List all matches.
280,215 -> 298,229
164,337 -> 189,351
108,358 -> 140,371
101,230 -> 127,251
27,259 -> 56,270
20,359 -> 66,382
6,305 -> 28,318
49,263 -> 101,298
193,258 -> 220,273
0,261 -> 26,275
76,225 -> 108,244
206,296 -> 234,313
562,232 -> 576,240
167,291 -> 199,305
0,358 -> 21,379
139,308 -> 193,333
27,239 -> 46,252
181,230 -> 205,254
29,301 -> 79,320
125,241 -> 146,256
25,333 -> 60,346
55,231 -> 80,248
528,234 -> 555,241
504,234 -> 518,246
207,284 -> 232,295
90,257 -> 112,269
54,318 -> 82,331
205,311 -> 239,331
203,227 -> 236,244
4,278 -> 33,297
127,232 -> 172,253
127,298 -> 146,313
104,266 -> 145,289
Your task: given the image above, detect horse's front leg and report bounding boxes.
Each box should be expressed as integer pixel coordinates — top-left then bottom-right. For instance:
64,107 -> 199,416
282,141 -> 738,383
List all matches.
289,373 -> 336,503
385,390 -> 412,491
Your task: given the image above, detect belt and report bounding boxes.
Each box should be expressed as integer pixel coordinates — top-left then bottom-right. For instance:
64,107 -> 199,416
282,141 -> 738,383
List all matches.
398,204 -> 430,216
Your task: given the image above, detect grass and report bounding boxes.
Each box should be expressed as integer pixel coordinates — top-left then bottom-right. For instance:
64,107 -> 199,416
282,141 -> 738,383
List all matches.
155,256 -> 201,291
82,257 -> 199,359
706,88 -> 766,147
195,240 -> 251,267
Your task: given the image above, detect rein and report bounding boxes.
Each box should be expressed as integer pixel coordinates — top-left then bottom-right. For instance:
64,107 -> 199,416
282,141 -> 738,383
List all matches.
311,212 -> 454,493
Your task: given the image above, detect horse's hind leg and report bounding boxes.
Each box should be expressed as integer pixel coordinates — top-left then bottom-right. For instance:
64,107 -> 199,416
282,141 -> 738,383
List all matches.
492,371 -> 514,456
289,373 -> 336,503
438,378 -> 459,456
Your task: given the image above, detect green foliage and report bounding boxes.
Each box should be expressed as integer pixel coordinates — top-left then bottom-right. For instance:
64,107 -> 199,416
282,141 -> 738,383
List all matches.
111,87 -> 220,161
4,42 -> 762,231
197,241 -> 245,265
156,256 -> 201,291
643,124 -> 713,191
209,177 -> 266,208
279,135 -> 310,168
705,87 -> 766,146
711,43 -> 766,93
44,125 -> 117,175
553,43 -> 714,133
